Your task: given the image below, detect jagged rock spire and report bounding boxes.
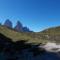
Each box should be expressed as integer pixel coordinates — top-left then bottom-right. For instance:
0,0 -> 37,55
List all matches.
4,19 -> 32,32
23,27 -> 30,32
14,21 -> 23,32
4,19 -> 12,28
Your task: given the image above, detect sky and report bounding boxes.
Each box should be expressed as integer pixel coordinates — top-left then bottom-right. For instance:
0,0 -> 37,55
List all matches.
0,0 -> 60,32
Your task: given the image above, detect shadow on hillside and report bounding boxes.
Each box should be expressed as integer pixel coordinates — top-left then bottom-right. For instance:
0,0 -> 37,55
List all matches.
0,33 -> 60,60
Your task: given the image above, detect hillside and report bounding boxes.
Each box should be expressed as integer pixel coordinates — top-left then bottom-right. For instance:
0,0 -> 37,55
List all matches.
0,25 -> 60,44
0,25 -> 31,42
38,26 -> 60,43
40,26 -> 60,35
0,30 -> 60,60
0,25 -> 45,44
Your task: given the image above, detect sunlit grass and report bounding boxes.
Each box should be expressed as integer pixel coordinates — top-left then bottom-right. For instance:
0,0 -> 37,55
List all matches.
0,25 -> 60,44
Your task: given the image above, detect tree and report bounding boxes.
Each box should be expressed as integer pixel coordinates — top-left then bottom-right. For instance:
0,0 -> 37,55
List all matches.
4,19 -> 12,28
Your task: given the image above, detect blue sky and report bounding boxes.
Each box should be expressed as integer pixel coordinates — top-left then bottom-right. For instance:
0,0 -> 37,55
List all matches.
0,0 -> 60,32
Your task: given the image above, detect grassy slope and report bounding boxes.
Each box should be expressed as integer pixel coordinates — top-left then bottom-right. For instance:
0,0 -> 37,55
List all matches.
37,26 -> 60,43
40,26 -> 60,35
0,25 -> 30,41
0,25 -> 60,44
0,25 -> 45,44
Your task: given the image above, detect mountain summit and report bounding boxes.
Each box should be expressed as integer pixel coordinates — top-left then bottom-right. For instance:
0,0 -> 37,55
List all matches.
4,19 -> 12,28
14,21 -> 23,32
3,20 -> 32,32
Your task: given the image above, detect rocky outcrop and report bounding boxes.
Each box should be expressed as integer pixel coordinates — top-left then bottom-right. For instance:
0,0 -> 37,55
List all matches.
14,21 -> 23,32
23,27 -> 32,32
4,19 -> 12,28
3,20 -> 32,32
14,21 -> 32,32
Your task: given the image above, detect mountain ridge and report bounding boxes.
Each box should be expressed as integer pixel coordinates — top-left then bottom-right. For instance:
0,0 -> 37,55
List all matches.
4,19 -> 33,32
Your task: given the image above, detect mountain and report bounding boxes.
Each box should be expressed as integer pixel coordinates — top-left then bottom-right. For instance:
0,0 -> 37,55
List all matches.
4,20 -> 32,32
14,21 -> 32,32
4,19 -> 12,28
14,21 -> 23,32
23,27 -> 33,32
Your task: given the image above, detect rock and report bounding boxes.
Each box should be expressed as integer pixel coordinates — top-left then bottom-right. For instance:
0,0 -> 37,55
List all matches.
14,21 -> 23,32
4,19 -> 12,28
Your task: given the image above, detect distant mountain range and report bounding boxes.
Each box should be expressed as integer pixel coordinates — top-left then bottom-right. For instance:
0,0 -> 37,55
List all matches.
3,19 -> 32,32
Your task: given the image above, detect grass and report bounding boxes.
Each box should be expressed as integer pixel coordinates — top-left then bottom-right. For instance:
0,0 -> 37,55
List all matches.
0,25 -> 60,44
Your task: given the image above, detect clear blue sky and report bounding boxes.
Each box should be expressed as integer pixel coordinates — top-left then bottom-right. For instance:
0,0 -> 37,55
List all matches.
0,0 -> 60,32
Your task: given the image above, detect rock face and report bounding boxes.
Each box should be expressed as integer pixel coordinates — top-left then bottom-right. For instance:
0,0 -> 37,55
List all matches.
23,27 -> 31,32
14,21 -> 23,32
4,19 -> 12,28
4,20 -> 32,32
14,21 -> 32,32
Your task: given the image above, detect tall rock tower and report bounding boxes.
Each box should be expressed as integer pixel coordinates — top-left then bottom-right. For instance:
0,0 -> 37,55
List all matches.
14,21 -> 23,32
4,19 -> 12,28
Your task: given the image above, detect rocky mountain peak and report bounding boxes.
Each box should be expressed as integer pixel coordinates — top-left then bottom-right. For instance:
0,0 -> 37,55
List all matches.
4,19 -> 12,28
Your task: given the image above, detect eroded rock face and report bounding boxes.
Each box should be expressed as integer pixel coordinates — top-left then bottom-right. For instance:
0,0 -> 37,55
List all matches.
4,19 -> 12,28
14,21 -> 23,32
14,21 -> 32,32
23,27 -> 32,32
3,20 -> 32,32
